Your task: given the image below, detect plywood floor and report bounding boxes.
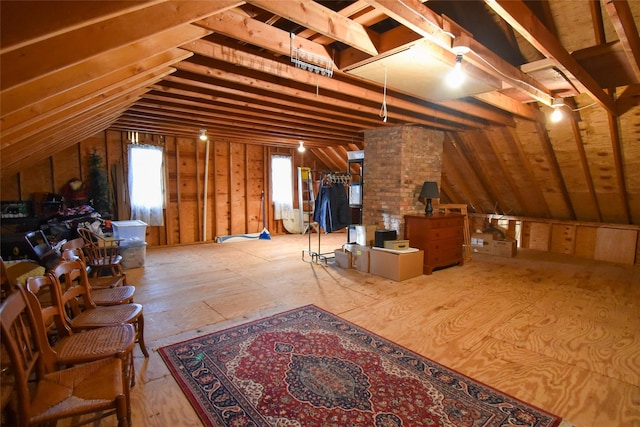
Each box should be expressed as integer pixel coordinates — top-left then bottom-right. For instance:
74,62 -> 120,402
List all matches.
67,233 -> 639,426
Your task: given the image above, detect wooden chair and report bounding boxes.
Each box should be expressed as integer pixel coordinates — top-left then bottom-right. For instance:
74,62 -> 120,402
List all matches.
24,275 -> 136,385
49,259 -> 149,357
61,248 -> 135,306
0,286 -> 130,426
0,257 -> 14,301
62,238 -> 128,287
77,227 -> 125,277
23,229 -> 60,271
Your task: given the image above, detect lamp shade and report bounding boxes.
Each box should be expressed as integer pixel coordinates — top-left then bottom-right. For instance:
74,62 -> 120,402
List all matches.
418,181 -> 439,215
419,181 -> 439,199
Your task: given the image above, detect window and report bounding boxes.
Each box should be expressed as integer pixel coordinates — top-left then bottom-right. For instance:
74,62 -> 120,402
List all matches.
128,144 -> 164,225
271,155 -> 293,220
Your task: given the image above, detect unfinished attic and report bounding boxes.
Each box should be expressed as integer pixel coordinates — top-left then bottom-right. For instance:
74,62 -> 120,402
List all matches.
1,0 -> 639,264
1,2 -> 640,427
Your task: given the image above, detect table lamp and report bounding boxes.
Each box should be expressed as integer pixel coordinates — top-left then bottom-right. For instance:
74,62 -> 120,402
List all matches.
419,181 -> 439,215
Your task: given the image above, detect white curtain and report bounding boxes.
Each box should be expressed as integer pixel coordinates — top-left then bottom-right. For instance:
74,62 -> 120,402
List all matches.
271,155 -> 294,220
128,144 -> 164,226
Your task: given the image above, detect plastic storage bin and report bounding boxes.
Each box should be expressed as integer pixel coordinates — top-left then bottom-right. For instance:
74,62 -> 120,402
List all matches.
112,220 -> 147,243
120,240 -> 147,269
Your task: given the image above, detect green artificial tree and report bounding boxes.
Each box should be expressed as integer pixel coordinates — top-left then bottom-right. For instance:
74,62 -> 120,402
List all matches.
87,151 -> 112,216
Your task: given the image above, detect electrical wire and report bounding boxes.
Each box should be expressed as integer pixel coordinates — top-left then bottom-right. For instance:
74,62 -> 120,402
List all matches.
379,65 -> 388,122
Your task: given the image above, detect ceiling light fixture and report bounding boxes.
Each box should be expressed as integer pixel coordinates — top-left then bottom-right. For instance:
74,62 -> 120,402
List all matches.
550,98 -> 564,123
199,129 -> 208,141
297,140 -> 306,153
446,45 -> 470,88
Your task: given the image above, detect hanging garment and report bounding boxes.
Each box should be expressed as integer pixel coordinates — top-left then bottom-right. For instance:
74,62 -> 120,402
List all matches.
314,182 -> 351,233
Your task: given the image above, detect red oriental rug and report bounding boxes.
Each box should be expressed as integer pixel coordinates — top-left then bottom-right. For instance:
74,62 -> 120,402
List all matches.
159,305 -> 563,427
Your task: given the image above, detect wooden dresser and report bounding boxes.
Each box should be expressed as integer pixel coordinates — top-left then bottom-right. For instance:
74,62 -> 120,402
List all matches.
404,214 -> 464,275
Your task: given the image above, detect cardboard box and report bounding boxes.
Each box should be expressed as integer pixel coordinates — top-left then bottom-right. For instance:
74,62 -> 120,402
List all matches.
471,235 -> 517,258
370,248 -> 424,281
344,244 -> 371,273
383,239 -> 410,250
471,242 -> 493,255
492,240 -> 517,257
471,233 -> 493,246
334,249 -> 352,269
374,229 -> 397,248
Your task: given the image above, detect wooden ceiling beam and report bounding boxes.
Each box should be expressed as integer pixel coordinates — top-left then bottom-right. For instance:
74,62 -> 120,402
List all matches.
362,0 -> 452,49
309,149 -> 341,172
486,0 -> 616,114
126,104 -> 358,142
0,1 -> 237,90
183,38 -> 486,129
1,48 -> 189,138
173,59 -> 466,131
297,2 -> 384,46
196,9 -> 333,65
472,91 -> 544,122
114,110 -> 356,148
605,91 -> 632,224
441,139 -> 484,214
1,24 -> 207,115
363,0 -> 555,106
193,15 -> 517,127
141,89 -> 375,130
2,69 -> 174,148
603,0 -> 640,84
564,98 -> 602,222
153,76 -> 390,128
443,132 -> 493,214
0,0 -> 168,54
246,0 -> 379,56
2,94 -> 140,172
111,119 -> 314,147
131,99 -> 362,138
532,119 -> 576,219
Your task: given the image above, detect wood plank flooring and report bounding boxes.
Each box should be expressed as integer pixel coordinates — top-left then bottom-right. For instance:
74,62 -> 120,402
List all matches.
68,233 -> 640,426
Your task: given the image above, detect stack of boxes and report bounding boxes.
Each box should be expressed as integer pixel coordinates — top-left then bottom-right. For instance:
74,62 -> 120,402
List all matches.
334,225 -> 424,281
112,220 -> 148,269
470,232 -> 517,257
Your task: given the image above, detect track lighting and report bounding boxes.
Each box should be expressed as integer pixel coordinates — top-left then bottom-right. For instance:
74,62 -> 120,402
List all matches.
199,129 -> 208,141
297,140 -> 306,153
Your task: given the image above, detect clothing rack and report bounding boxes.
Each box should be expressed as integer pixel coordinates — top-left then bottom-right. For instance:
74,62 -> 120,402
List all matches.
323,171 -> 351,186
301,169 -> 350,264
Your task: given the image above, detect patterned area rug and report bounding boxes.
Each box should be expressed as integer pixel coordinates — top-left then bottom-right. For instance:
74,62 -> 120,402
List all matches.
159,305 -> 563,427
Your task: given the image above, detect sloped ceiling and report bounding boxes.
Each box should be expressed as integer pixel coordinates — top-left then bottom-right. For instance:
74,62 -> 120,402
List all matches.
1,0 -> 639,224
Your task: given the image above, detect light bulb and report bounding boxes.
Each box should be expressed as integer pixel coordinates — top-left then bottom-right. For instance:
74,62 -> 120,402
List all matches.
446,54 -> 465,88
199,129 -> 208,141
550,108 -> 563,123
297,141 -> 306,153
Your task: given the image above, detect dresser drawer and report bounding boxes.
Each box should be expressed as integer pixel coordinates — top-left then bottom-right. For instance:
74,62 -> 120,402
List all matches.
429,226 -> 463,241
427,237 -> 462,252
427,216 -> 464,229
425,247 -> 462,265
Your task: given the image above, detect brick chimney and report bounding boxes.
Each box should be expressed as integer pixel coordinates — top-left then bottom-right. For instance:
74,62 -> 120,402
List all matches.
362,126 -> 444,236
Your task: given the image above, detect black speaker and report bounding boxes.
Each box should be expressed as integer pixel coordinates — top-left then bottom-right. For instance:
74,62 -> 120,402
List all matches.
374,229 -> 397,248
